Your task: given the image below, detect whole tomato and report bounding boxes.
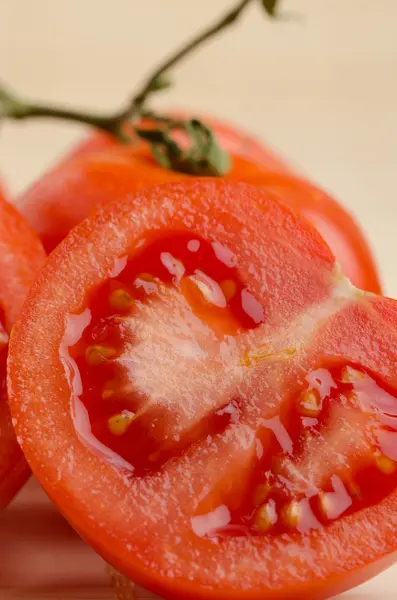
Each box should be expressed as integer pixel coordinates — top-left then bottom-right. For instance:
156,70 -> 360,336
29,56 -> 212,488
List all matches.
16,114 -> 381,294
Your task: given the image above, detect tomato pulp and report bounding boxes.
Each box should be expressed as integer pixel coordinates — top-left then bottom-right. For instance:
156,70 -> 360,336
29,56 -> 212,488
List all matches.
0,186 -> 46,508
8,181 -> 397,599
16,113 -> 381,294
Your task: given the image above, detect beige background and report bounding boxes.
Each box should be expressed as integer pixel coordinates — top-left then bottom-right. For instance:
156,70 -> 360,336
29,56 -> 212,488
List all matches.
1,0 -> 397,598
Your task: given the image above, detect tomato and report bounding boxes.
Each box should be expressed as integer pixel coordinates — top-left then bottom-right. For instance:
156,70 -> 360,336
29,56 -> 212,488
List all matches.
244,172 -> 382,295
17,132 -> 381,295
16,112 -> 289,255
0,186 -> 46,508
17,145 -> 275,253
64,112 -> 291,172
8,180 -> 397,599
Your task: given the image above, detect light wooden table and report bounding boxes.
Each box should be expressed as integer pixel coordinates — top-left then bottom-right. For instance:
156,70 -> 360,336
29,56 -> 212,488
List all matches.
0,1 -> 397,598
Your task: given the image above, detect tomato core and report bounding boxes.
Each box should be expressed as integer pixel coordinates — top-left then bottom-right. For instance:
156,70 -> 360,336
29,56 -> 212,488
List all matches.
61,233 -> 397,542
64,233 -> 263,473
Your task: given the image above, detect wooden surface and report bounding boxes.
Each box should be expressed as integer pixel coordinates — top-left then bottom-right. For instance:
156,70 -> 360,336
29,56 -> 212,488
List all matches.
1,1 -> 397,598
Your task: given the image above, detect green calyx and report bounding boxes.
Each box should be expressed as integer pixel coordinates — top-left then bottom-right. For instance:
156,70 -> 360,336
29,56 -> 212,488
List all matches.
136,118 -> 232,177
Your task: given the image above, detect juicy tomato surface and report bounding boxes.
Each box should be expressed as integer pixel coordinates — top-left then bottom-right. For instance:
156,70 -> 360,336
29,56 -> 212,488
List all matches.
0,186 -> 46,508
16,115 -> 381,294
8,181 -> 397,599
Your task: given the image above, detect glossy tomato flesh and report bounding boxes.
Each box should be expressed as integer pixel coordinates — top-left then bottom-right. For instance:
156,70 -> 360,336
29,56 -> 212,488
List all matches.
8,181 -> 397,599
0,187 -> 46,508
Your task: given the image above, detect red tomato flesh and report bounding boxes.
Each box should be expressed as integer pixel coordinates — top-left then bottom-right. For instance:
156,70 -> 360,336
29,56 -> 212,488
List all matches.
0,187 -> 46,508
244,172 -> 382,295
67,234 -> 397,536
8,181 -> 397,599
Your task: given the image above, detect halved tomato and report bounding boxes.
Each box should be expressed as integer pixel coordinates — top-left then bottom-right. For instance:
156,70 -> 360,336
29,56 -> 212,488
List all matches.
0,185 -> 46,508
8,181 -> 397,599
17,131 -> 381,295
244,171 -> 382,295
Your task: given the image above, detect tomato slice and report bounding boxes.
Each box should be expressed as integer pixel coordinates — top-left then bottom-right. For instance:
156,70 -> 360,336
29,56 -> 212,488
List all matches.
8,181 -> 396,599
16,119 -> 381,295
244,172 -> 382,295
0,187 -> 46,508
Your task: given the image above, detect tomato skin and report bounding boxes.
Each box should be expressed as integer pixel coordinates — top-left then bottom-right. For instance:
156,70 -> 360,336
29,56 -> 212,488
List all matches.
65,112 -> 291,173
0,186 -> 46,508
17,114 -> 381,294
7,180 -> 397,599
16,113 -> 289,254
17,146 -> 290,254
244,172 -> 382,295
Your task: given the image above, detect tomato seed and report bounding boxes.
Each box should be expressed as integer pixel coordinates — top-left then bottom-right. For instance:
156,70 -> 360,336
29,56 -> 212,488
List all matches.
186,272 -> 227,308
109,289 -> 135,311
347,480 -> 361,499
135,273 -> 154,283
376,455 -> 397,475
241,346 -> 296,368
298,390 -> 322,417
107,410 -> 135,436
282,501 -> 301,528
341,366 -> 365,384
85,345 -> 117,365
252,483 -> 271,506
255,500 -> 277,532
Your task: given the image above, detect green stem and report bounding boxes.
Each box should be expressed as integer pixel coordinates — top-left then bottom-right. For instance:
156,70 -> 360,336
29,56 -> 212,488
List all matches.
0,0 -> 281,175
127,0 -> 255,117
0,86 -> 130,142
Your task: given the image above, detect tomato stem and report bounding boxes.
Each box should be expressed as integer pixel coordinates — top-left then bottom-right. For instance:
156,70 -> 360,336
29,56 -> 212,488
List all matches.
0,85 -> 132,143
0,0 -> 281,176
129,0 -> 255,115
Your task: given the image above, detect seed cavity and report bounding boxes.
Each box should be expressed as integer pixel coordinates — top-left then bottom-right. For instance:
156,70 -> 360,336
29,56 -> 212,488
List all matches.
107,410 -> 135,436
101,380 -> 119,400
